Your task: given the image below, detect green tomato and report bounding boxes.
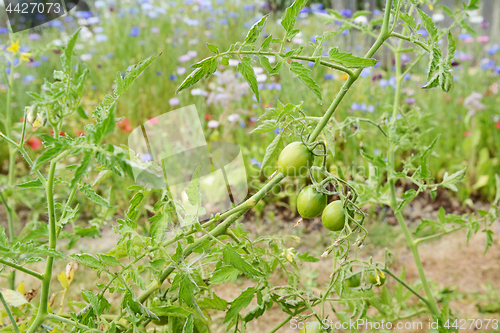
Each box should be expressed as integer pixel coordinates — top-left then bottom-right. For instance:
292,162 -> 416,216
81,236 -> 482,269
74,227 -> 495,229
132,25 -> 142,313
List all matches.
345,274 -> 361,288
321,200 -> 345,231
368,271 -> 386,286
297,186 -> 328,219
356,131 -> 365,141
277,142 -> 314,177
299,321 -> 323,333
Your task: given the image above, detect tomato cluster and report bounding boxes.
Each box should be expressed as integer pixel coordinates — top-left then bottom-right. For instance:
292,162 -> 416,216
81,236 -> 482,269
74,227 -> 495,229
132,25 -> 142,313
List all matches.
277,141 -> 349,232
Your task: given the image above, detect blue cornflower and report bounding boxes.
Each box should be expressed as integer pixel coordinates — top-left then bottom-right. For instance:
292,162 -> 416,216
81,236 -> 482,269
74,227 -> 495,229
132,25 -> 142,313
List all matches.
324,74 -> 334,80
274,128 -> 283,134
250,158 -> 262,168
23,75 -> 35,83
487,44 -> 500,55
339,9 -> 352,17
130,26 -> 140,37
169,74 -> 177,81
0,27 -> 9,34
141,153 -> 153,162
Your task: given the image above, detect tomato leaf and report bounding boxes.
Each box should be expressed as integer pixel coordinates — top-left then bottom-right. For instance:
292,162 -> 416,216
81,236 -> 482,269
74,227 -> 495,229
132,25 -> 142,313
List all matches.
223,287 -> 255,324
79,183 -> 111,208
238,56 -> 260,102
289,61 -> 322,101
417,8 -> 438,43
281,0 -> 308,33
328,47 -> 377,68
243,15 -> 269,45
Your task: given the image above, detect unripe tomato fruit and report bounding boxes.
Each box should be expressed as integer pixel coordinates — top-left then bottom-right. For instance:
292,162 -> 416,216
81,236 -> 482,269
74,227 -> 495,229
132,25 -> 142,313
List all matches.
297,186 -> 327,219
356,132 -> 365,141
368,271 -> 386,286
345,274 -> 361,288
299,321 -> 323,333
321,200 -> 345,231
277,142 -> 314,177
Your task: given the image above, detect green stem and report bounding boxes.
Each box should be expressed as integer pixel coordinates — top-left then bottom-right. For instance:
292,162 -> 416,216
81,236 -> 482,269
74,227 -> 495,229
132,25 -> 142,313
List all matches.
0,258 -> 44,280
46,313 -> 91,331
382,268 -> 429,305
308,0 -> 393,143
27,161 -> 58,333
220,50 -> 354,76
4,62 -> 16,290
268,314 -> 294,333
414,226 -> 467,245
388,44 -> 440,318
0,290 -> 21,333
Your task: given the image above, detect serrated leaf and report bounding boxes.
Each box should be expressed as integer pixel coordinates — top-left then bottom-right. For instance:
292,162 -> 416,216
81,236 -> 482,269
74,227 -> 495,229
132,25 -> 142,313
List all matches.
97,254 -> 121,267
177,57 -> 217,93
183,314 -> 194,333
210,266 -> 241,284
289,61 -> 322,101
92,102 -> 117,144
186,164 -> 202,208
150,212 -> 172,242
249,120 -> 277,134
82,290 -> 102,316
494,174 -> 500,205
17,179 -> 44,189
484,229 -> 494,254
417,8 -> 438,43
70,151 -> 92,189
260,35 -> 272,50
61,28 -> 81,73
223,287 -> 255,324
79,183 -> 111,208
399,12 -> 416,29
243,15 -> 269,45
198,294 -> 228,311
93,53 -> 160,121
467,0 -> 480,10
238,57 -> 260,102
328,47 -> 377,68
0,226 -> 7,247
33,144 -> 66,170
0,241 -> 64,259
70,253 -> 105,270
152,305 -> 192,318
446,31 -> 456,62
281,0 -> 308,33
130,268 -> 146,290
260,131 -> 283,173
222,245 -> 264,277
206,43 -> 219,54
441,167 -> 467,192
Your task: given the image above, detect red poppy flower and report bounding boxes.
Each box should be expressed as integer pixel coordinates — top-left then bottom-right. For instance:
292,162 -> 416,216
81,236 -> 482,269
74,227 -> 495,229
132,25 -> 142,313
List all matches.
204,114 -> 212,120
496,122 -> 500,130
464,131 -> 471,137
76,130 -> 85,136
26,137 -> 42,150
117,118 -> 133,132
